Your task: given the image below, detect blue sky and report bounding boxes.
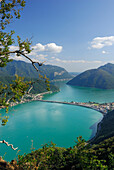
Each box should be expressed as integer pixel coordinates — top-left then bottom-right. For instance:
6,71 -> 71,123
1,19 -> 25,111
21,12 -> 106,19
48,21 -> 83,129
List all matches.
8,0 -> 114,72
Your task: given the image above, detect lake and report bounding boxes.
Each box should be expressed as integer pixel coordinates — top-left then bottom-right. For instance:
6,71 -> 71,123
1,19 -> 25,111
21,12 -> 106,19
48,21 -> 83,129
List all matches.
0,81 -> 114,161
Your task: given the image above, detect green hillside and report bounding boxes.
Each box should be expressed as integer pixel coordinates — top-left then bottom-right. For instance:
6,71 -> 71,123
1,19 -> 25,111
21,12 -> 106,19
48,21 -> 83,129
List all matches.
15,136 -> 114,169
0,60 -> 72,94
0,75 -> 59,94
1,136 -> 113,169
99,63 -> 114,76
67,63 -> 114,89
90,109 -> 114,144
0,60 -> 72,80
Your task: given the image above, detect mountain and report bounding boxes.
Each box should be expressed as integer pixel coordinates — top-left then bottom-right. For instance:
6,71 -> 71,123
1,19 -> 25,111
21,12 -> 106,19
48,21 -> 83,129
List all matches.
0,60 -> 72,94
69,72 -> 80,77
0,60 -> 75,93
67,63 -> 114,89
0,60 -> 72,80
90,109 -> 114,144
0,75 -> 59,94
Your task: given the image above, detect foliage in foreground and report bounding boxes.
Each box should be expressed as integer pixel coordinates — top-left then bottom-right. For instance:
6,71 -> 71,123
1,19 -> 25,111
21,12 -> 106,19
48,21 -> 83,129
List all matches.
17,136 -> 114,170
0,74 -> 31,125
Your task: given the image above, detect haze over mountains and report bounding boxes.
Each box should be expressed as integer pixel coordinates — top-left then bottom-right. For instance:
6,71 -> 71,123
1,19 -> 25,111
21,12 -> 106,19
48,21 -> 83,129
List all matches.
0,60 -> 72,93
0,60 -> 72,80
1,61 -> 114,90
67,63 -> 114,89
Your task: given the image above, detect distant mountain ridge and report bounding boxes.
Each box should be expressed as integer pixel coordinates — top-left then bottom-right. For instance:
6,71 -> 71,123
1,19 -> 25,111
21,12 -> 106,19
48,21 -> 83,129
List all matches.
0,60 -> 72,80
0,60 -> 72,94
67,63 -> 114,89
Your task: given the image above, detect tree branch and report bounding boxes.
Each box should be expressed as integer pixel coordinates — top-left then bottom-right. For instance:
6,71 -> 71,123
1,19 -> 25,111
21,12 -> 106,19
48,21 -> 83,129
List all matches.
0,50 -> 45,72
6,96 -> 14,105
0,140 -> 18,150
27,85 -> 33,94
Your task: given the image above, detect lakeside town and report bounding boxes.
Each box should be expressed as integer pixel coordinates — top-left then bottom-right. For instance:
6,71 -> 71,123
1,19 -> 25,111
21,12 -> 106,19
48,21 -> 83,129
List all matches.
70,101 -> 114,115
1,91 -> 113,115
9,92 -> 114,115
37,99 -> 114,115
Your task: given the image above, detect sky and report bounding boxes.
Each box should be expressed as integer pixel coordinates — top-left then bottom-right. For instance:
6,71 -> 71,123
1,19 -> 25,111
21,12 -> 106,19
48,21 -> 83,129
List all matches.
7,0 -> 114,72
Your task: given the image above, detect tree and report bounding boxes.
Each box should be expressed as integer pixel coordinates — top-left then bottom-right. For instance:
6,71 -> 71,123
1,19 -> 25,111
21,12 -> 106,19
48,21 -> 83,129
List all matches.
0,0 -> 50,150
0,0 -> 46,68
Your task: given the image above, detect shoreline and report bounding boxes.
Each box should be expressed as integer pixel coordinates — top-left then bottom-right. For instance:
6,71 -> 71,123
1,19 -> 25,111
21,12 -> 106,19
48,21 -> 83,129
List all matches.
1,93 -> 113,144
35,99 -> 114,115
0,91 -> 54,110
89,117 -> 103,140
89,116 -> 105,143
10,91 -> 53,107
50,78 -> 72,82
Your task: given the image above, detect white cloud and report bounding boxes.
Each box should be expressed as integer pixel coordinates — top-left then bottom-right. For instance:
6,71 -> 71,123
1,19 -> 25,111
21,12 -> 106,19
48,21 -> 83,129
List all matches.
9,53 -> 48,62
53,58 -> 102,64
32,43 -> 63,53
9,43 -> 63,54
9,42 -> 62,62
45,43 -> 62,53
55,58 -> 61,62
90,36 -> 114,49
32,43 -> 45,52
36,54 -> 48,60
51,57 -> 55,59
102,50 -> 108,54
108,60 -> 114,64
9,54 -> 27,62
48,58 -> 105,72
9,46 -> 19,51
28,51 -> 37,56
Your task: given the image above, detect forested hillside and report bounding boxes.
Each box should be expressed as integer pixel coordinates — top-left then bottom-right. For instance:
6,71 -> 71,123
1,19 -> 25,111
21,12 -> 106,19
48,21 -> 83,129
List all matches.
67,63 -> 114,89
0,75 -> 59,94
0,60 -> 72,80
0,60 -> 72,94
17,136 -> 114,169
90,109 -> 114,144
1,136 -> 113,169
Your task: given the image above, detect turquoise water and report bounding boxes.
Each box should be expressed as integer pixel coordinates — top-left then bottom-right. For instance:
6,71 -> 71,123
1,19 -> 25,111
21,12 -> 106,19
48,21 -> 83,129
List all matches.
0,82 -> 114,161
45,81 -> 114,103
